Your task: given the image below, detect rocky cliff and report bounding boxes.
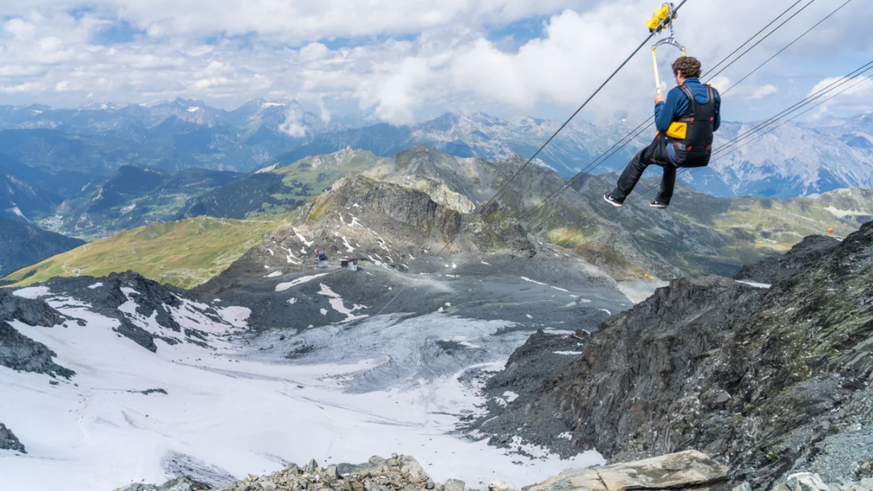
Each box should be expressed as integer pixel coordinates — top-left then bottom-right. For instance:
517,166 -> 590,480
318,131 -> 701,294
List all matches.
0,289 -> 73,378
470,222 -> 873,489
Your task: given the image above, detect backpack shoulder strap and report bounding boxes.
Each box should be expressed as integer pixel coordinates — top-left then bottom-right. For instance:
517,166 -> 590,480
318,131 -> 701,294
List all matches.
678,85 -> 697,117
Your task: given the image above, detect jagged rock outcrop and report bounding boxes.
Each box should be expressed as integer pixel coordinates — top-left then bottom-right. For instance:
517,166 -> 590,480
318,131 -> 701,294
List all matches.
40,271 -> 234,352
45,272 -> 188,352
197,173 -> 536,294
0,422 -> 26,453
471,222 -> 873,490
0,289 -> 74,378
112,451 -> 736,491
732,235 -> 840,285
313,174 -> 464,240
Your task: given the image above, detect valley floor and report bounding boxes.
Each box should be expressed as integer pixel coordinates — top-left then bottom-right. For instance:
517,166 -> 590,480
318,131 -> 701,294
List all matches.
0,286 -> 615,491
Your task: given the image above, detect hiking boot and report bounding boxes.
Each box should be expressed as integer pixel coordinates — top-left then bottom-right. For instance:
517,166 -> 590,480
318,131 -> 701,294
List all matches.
603,192 -> 624,208
649,198 -> 669,209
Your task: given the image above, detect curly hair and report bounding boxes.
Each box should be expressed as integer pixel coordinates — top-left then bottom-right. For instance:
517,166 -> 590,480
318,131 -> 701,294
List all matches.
672,56 -> 702,79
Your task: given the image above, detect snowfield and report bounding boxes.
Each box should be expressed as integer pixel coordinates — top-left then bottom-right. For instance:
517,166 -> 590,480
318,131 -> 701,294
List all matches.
0,290 -> 604,491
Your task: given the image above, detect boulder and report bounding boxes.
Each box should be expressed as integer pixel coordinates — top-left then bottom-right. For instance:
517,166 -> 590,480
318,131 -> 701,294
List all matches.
527,450 -> 729,491
786,473 -> 830,491
444,479 -> 465,491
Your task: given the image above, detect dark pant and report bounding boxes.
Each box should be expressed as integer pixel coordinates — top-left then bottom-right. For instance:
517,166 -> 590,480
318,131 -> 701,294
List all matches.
612,136 -> 676,204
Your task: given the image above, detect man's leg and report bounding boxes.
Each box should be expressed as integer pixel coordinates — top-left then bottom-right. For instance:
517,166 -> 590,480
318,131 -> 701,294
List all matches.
650,136 -> 676,205
611,139 -> 658,202
658,165 -> 676,204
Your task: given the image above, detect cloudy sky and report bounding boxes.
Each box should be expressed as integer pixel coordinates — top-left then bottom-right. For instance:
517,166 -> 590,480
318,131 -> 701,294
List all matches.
1,0 -> 871,125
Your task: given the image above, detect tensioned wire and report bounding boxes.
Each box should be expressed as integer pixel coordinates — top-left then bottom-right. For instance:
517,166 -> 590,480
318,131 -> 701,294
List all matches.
375,0 -> 693,315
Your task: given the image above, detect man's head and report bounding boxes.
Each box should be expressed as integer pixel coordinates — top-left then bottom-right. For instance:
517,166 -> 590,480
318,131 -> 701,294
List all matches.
672,56 -> 701,85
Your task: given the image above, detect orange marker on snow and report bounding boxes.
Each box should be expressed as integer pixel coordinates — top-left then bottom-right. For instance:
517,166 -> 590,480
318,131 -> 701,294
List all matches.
827,228 -> 834,234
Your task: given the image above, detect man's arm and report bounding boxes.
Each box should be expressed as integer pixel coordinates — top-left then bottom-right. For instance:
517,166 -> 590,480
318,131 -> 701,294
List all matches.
655,87 -> 682,133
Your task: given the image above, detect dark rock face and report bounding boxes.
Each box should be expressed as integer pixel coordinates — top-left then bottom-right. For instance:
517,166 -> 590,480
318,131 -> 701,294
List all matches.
0,289 -> 74,378
464,330 -> 589,455
0,422 -> 26,453
733,234 -> 840,284
477,222 -> 873,489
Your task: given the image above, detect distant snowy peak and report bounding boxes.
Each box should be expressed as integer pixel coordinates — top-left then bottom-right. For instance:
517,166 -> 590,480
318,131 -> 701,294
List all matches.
80,101 -> 121,111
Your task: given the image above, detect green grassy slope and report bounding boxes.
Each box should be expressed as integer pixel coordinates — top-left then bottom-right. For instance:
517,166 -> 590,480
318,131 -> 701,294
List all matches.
1,216 -> 287,290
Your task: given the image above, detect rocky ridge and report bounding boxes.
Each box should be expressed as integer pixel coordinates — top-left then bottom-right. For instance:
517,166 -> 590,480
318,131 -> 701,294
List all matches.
468,221 -> 873,489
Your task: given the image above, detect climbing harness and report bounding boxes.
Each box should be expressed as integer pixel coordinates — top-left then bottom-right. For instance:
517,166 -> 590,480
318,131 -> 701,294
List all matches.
647,3 -> 687,97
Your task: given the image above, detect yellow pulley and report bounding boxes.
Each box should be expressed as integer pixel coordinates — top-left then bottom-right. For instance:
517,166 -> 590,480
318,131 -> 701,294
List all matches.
646,2 -> 687,96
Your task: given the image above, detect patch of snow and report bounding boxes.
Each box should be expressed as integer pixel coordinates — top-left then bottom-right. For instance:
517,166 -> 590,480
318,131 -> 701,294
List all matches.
557,432 -> 573,441
341,237 -> 355,253
551,287 -> 569,293
283,248 -> 302,266
481,261 -> 491,266
187,106 -> 201,112
88,283 -> 104,290
0,301 -> 605,491
275,273 -> 329,292
254,163 -> 279,174
13,286 -> 51,299
554,351 -> 583,356
264,272 -> 282,278
320,308 -> 328,316
520,277 -> 547,286
599,309 -> 612,316
525,314 -> 533,319
287,298 -> 297,305
293,228 -> 314,247
736,280 -> 772,289
317,284 -> 369,323
503,391 -> 519,403
368,255 -> 391,270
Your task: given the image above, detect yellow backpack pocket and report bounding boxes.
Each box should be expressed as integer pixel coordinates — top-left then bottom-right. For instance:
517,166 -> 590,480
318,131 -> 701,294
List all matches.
666,122 -> 687,140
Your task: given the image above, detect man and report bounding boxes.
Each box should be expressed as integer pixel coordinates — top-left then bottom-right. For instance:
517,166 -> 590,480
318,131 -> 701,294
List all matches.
604,56 -> 721,209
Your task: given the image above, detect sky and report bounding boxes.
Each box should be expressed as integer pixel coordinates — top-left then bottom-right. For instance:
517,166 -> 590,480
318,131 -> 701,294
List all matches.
0,0 -> 872,125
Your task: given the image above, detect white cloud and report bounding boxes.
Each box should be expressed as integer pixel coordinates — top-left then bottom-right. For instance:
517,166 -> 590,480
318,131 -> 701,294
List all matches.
806,76 -> 873,118
708,76 -> 731,94
748,84 -> 778,100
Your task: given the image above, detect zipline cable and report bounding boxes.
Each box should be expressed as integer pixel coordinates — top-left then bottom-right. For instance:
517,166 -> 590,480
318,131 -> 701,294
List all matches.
662,71 -> 873,190
513,0 -> 817,223
375,1 -> 693,315
634,59 -> 873,196
712,60 -> 873,155
704,0 -> 805,77
721,0 -> 854,95
705,0 -> 817,84
579,0 -> 853,204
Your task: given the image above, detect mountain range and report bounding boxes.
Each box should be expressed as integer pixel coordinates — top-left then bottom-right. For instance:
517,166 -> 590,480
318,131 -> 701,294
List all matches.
5,145 -> 873,292
2,99 -> 871,207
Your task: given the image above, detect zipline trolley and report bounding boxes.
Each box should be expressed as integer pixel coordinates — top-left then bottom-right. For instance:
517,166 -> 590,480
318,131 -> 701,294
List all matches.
647,2 -> 687,96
